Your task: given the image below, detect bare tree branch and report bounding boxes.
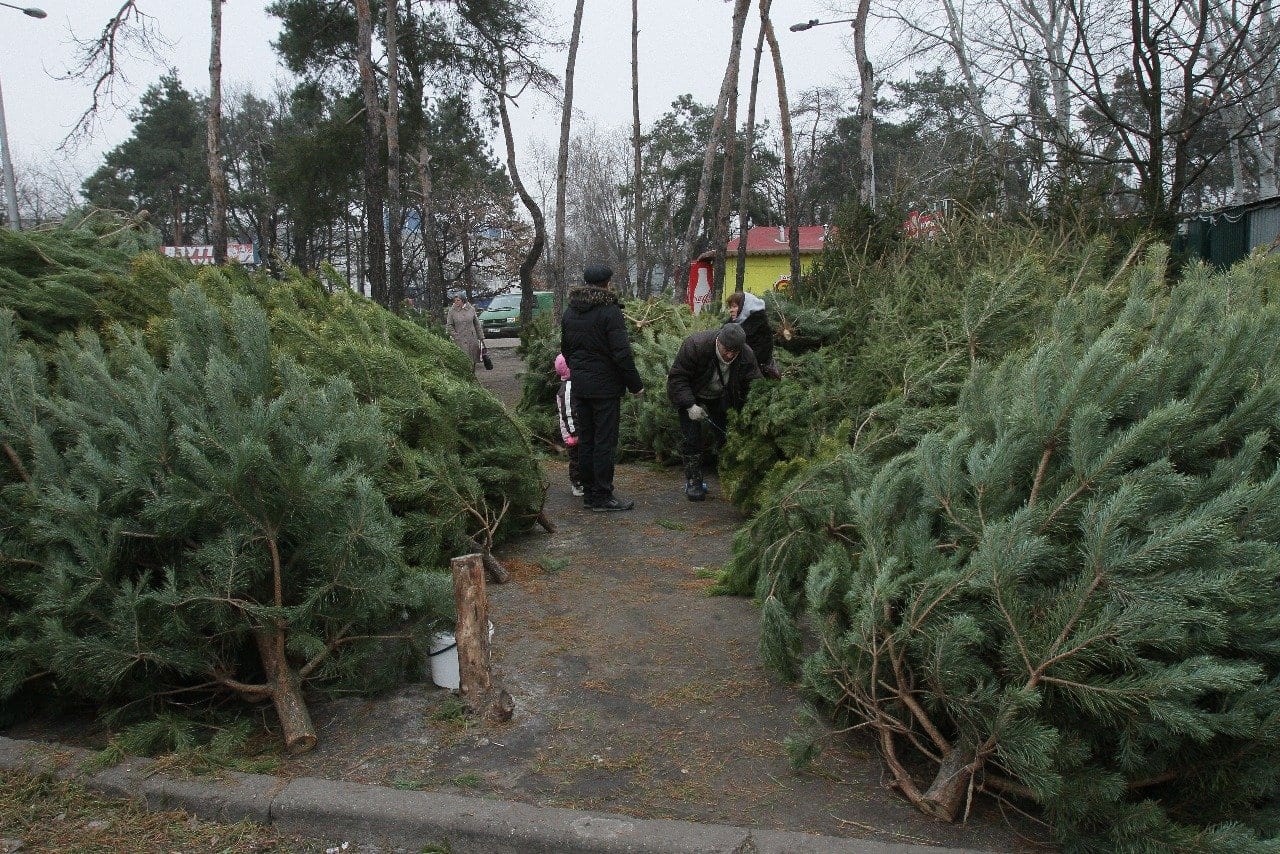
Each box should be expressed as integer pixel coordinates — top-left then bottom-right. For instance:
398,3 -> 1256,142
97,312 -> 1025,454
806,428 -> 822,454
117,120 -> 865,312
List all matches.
58,0 -> 171,147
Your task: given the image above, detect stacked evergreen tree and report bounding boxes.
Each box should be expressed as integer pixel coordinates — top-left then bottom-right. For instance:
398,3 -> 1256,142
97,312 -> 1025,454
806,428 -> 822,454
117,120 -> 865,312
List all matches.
743,249 -> 1280,848
0,221 -> 543,750
718,220 -> 1109,516
0,289 -> 452,752
0,222 -> 544,571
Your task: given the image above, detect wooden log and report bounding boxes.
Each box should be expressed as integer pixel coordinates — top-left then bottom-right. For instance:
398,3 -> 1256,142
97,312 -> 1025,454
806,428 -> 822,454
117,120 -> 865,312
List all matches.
536,510 -> 556,534
451,553 -> 492,706
922,746 -> 973,822
481,551 -> 510,584
253,628 -> 317,754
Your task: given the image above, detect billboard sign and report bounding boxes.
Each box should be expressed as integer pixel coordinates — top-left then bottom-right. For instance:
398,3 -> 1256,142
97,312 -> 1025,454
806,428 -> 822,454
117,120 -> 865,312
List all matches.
163,243 -> 257,265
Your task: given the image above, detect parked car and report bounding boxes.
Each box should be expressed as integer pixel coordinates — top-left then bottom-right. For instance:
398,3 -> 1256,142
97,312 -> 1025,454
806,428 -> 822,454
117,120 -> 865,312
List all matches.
479,291 -> 554,338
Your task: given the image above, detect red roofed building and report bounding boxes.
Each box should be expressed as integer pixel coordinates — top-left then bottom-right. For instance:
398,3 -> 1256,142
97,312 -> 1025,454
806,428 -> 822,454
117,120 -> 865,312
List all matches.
720,225 -> 828,296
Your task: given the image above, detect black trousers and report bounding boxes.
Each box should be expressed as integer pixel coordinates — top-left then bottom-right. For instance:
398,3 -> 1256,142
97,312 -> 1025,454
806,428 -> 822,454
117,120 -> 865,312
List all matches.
678,397 -> 729,463
571,393 -> 622,504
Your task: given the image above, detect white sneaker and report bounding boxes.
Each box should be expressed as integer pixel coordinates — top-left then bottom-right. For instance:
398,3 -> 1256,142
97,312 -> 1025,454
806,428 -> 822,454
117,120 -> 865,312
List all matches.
571,483 -> 585,497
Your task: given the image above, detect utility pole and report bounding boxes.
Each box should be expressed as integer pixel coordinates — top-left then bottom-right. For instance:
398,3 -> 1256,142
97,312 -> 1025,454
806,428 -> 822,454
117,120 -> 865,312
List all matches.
0,4 -> 46,229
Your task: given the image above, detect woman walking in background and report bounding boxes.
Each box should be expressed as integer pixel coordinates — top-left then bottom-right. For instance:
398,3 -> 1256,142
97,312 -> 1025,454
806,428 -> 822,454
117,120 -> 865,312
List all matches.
446,294 -> 485,372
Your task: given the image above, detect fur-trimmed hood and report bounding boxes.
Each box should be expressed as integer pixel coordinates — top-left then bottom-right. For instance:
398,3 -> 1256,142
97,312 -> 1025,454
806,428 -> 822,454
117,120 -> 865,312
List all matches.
568,285 -> 620,312
560,285 -> 644,397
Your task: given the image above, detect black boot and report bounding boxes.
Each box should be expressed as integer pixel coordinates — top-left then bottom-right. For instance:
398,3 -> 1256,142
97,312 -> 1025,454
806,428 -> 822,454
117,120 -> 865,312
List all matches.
684,456 -> 707,502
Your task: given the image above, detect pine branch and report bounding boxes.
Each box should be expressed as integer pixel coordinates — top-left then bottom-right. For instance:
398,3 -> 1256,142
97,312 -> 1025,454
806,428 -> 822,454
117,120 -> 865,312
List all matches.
214,675 -> 272,699
1027,441 -> 1055,508
3,442 -> 31,483
297,622 -> 354,679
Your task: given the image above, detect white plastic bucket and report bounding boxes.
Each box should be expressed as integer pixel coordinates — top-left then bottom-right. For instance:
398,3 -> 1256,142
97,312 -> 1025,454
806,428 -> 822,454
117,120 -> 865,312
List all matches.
428,621 -> 494,690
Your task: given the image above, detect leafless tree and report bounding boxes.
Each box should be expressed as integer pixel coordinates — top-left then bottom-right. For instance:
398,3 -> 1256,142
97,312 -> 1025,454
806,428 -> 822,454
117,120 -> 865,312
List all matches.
59,0 -> 169,145
207,0 -> 228,264
734,9 -> 769,295
631,0 -> 648,296
760,0 -> 801,287
711,25 -> 746,307
354,0 -> 387,303
1203,0 -> 1280,199
13,155 -> 80,225
555,0 -> 586,312
1060,0 -> 1280,224
412,146 -> 444,311
792,86 -> 847,222
854,0 -> 877,209
490,50 -> 552,326
567,127 -> 635,291
676,0 -> 752,298
385,0 -> 405,309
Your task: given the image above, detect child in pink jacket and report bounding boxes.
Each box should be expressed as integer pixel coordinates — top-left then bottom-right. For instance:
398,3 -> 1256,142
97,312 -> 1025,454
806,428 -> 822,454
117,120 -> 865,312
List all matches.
554,353 -> 584,496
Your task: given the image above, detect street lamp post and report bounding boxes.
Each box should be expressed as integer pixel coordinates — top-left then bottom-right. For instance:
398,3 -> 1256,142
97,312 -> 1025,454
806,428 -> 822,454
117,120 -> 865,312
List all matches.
0,2 -> 46,231
790,14 -> 875,211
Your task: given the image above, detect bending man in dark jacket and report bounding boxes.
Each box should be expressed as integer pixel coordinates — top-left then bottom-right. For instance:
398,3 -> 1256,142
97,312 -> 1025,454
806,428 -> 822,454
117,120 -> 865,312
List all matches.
561,264 -> 645,512
666,323 -> 762,501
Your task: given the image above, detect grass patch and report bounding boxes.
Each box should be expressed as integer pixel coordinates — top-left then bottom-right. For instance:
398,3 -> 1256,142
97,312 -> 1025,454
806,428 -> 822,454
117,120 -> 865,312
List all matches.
0,770 -> 297,852
390,775 -> 427,791
452,772 -> 485,789
427,696 -> 467,726
536,554 -> 571,573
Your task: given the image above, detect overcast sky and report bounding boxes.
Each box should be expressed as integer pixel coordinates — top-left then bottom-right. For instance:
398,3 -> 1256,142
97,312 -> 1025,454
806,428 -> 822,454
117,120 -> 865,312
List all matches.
1,0 -> 864,187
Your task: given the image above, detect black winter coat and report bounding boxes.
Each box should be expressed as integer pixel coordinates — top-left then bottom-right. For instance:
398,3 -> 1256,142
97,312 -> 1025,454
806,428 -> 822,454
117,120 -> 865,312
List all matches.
560,285 -> 644,398
738,307 -> 774,366
666,329 -> 762,411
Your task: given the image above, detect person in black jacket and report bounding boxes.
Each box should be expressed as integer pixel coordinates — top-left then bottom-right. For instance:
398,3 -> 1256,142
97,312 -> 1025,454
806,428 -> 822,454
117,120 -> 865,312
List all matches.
726,291 -> 781,379
560,264 -> 645,512
666,323 -> 762,501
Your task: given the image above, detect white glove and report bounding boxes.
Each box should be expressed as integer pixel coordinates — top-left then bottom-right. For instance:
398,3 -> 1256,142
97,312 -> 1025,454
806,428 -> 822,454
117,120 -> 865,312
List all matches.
687,404 -> 706,421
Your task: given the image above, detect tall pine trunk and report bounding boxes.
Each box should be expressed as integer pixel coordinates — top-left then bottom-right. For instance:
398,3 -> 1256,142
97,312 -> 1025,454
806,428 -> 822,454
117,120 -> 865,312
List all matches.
711,63 -> 741,308
354,0 -> 387,304
735,11 -> 767,295
414,148 -> 445,320
853,0 -> 875,210
384,0 -> 404,310
207,0 -> 228,265
631,0 -> 648,297
676,0 -> 751,299
555,0 -> 585,315
761,5 -> 800,288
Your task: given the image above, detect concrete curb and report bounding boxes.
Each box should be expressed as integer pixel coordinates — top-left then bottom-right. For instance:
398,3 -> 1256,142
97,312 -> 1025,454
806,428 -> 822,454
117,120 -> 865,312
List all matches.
0,735 -> 988,854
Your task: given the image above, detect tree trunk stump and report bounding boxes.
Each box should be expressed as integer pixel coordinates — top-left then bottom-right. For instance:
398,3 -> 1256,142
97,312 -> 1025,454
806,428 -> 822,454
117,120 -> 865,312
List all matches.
253,628 -> 317,754
450,553 -> 514,721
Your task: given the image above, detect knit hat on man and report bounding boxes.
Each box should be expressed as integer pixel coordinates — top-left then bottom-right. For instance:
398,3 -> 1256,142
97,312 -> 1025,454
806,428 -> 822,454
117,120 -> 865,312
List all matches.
583,264 -> 613,285
717,323 -> 746,352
